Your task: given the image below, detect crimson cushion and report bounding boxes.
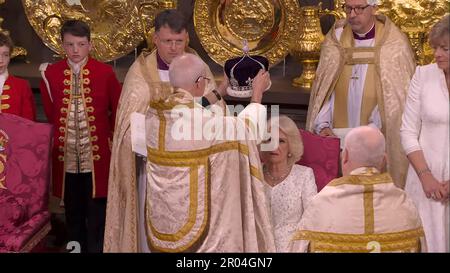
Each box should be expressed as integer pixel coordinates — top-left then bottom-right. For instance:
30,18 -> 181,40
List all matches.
297,129 -> 340,192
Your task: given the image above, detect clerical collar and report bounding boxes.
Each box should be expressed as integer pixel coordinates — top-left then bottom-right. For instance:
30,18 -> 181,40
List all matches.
67,57 -> 88,74
156,51 -> 169,71
353,23 -> 375,40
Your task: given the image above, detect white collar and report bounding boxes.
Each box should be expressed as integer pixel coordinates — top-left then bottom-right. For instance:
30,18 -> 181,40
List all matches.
67,58 -> 88,74
354,23 -> 375,38
350,166 -> 380,176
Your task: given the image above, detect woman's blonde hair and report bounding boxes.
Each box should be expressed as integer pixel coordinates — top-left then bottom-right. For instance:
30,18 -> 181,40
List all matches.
429,14 -> 450,48
268,115 -> 303,166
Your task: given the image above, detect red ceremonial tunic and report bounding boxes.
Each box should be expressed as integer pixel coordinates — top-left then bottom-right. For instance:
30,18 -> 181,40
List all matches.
39,57 -> 121,198
0,75 -> 36,121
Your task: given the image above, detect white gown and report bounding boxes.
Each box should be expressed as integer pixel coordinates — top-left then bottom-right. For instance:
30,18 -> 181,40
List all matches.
401,63 -> 449,252
267,164 -> 317,252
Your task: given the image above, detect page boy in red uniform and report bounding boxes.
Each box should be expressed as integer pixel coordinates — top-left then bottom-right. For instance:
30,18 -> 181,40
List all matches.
39,20 -> 121,253
0,32 -> 36,121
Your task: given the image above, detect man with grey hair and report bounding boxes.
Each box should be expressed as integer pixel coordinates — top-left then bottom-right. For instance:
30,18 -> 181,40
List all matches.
105,10 -> 223,252
341,126 -> 386,175
306,0 -> 416,189
289,126 -> 425,252
137,53 -> 275,252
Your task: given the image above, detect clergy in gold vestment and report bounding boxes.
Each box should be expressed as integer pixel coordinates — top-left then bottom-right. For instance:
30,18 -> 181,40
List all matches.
104,10 -> 219,252
142,53 -> 275,252
289,126 -> 425,253
306,0 -> 416,189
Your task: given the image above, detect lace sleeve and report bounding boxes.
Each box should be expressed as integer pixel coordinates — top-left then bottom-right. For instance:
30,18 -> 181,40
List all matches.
301,167 -> 317,211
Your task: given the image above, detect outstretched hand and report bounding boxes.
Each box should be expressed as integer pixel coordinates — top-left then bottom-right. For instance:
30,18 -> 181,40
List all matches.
251,69 -> 270,103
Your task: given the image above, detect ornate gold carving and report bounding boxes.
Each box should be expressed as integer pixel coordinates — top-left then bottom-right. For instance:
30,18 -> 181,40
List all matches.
194,0 -> 300,66
223,0 -> 274,41
378,0 -> 449,65
21,0 -> 154,62
0,0 -> 27,59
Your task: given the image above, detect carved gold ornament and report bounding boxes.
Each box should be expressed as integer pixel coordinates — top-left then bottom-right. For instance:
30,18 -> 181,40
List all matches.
21,0 -> 151,62
0,0 -> 27,59
377,0 -> 450,65
193,0 -> 300,67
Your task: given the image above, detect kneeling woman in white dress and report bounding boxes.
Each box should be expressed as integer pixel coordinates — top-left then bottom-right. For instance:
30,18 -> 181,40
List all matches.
260,115 -> 317,252
400,15 -> 449,252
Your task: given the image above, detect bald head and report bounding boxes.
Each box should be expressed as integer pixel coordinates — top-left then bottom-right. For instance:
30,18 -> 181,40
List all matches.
169,53 -> 206,93
343,126 -> 386,172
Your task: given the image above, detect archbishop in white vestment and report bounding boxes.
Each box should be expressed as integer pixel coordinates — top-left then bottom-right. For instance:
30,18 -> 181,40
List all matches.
140,53 -> 275,252
289,126 -> 425,253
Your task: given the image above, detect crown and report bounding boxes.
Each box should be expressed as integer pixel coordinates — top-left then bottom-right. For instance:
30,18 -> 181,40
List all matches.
224,40 -> 270,98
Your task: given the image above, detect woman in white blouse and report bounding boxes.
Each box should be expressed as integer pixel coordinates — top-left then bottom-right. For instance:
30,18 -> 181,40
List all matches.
400,15 -> 449,252
260,115 -> 317,252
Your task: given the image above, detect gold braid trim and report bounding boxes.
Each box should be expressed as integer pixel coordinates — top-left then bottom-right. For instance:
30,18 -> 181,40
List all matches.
149,95 -> 195,111
292,228 -> 424,243
312,238 -> 420,253
328,172 -> 393,186
146,160 -> 211,252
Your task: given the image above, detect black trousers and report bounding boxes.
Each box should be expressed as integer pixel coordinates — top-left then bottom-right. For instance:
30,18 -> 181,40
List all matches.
63,172 -> 106,253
